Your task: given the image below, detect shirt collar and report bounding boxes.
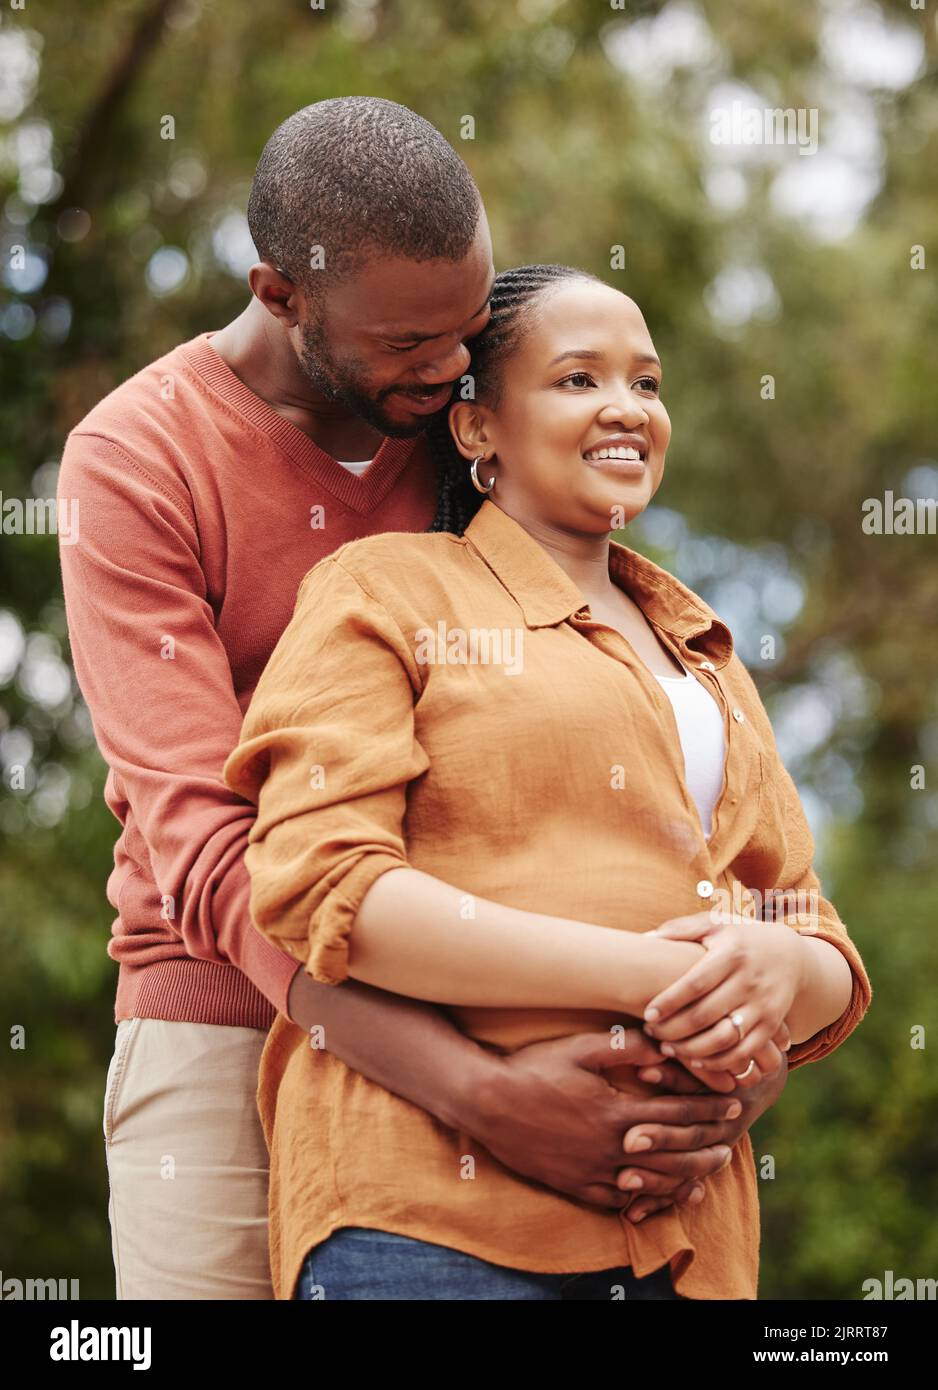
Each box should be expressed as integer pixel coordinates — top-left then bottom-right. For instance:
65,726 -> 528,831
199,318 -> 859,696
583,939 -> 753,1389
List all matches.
462,499 -> 734,669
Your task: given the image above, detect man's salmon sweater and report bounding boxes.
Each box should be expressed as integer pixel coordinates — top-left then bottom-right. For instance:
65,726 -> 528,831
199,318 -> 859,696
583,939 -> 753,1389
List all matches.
56,330 -> 438,1028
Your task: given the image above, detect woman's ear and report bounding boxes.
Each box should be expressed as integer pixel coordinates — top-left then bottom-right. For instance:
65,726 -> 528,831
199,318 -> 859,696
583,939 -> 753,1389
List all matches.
448,400 -> 494,461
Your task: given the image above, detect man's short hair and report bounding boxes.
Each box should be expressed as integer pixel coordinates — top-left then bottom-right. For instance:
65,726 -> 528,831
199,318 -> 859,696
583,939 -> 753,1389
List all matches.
247,96 -> 483,292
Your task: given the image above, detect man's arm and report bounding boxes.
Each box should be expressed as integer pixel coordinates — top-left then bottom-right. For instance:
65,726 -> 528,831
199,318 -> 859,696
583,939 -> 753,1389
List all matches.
286,968 -> 493,1132
288,965 -> 747,1214
57,430 -> 297,1011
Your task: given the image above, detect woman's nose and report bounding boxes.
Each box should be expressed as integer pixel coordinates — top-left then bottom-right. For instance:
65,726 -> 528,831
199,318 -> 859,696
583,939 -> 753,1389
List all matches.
598,393 -> 651,427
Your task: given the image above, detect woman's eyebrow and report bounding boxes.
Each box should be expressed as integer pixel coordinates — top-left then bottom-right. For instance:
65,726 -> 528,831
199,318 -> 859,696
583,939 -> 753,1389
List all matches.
547,348 -> 662,368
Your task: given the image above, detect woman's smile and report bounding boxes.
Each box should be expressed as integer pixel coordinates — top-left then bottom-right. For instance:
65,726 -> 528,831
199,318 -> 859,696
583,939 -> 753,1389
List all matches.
583,453 -> 646,478
583,431 -> 649,477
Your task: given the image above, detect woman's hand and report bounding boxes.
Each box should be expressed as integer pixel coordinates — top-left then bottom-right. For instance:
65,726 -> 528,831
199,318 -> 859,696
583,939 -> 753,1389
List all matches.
640,911 -> 804,1086
639,1021 -> 792,1093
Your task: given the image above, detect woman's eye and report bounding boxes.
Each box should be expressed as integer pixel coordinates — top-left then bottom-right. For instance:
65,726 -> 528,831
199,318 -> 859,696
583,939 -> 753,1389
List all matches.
557,371 -> 661,393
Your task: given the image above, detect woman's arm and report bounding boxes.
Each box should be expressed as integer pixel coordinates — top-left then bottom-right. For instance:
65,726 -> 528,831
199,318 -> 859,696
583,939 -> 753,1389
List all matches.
785,933 -> 854,1043
350,865 -> 705,1015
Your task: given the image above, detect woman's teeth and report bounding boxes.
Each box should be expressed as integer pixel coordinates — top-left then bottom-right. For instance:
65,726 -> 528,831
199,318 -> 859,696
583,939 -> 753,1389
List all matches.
583,446 -> 643,461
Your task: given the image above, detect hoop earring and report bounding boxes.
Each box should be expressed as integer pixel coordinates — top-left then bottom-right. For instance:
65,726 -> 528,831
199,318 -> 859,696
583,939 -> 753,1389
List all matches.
470,455 -> 496,494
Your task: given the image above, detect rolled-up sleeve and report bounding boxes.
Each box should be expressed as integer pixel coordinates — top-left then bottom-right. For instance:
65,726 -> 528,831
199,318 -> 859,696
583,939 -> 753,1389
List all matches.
223,555 -> 429,985
730,660 -> 872,1070
763,759 -> 872,1071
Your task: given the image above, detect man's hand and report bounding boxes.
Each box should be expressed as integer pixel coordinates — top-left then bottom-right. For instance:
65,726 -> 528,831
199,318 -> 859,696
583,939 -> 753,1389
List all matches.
463,1029 -> 782,1217
620,1047 -> 789,1222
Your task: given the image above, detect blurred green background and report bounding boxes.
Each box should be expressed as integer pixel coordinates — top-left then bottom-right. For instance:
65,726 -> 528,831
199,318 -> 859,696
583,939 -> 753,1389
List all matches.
1,0 -> 935,1299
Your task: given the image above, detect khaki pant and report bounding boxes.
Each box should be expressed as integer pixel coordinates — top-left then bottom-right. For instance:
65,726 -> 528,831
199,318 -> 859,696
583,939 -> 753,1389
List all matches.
103,1017 -> 274,1300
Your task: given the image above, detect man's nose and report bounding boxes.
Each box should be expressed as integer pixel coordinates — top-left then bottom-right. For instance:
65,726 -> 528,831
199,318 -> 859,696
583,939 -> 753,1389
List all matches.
415,339 -> 472,386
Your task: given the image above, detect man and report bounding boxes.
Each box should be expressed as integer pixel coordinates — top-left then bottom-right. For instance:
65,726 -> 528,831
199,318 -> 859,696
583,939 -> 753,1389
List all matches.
57,96 -> 786,1299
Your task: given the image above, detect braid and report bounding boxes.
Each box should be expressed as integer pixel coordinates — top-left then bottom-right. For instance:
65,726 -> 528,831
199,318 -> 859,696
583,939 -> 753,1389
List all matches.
426,264 -> 603,535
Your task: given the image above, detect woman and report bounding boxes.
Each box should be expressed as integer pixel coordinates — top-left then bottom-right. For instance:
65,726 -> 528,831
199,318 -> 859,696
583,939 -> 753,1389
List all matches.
223,265 -> 871,1301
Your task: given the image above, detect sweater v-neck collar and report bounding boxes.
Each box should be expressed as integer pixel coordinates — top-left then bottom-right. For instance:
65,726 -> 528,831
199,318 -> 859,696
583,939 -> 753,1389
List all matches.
183,330 -> 424,515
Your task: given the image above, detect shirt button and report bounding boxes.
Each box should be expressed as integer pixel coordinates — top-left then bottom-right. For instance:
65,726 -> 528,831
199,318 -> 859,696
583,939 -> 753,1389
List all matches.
700,660 -> 715,671
732,708 -> 745,722
696,879 -> 714,898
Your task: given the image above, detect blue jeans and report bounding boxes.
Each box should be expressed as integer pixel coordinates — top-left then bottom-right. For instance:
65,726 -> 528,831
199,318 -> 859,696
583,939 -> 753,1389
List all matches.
294,1227 -> 687,1301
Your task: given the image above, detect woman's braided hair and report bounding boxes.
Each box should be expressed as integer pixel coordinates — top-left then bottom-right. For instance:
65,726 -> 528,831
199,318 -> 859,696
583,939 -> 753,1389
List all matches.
425,263 -> 603,536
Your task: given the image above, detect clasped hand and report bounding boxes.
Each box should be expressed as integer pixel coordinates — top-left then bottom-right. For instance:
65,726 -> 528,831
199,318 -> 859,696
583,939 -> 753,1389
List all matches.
641,910 -> 805,1089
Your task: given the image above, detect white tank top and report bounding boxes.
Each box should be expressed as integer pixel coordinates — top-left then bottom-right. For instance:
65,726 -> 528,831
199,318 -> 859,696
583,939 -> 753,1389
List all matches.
653,662 -> 727,840
335,458 -> 374,476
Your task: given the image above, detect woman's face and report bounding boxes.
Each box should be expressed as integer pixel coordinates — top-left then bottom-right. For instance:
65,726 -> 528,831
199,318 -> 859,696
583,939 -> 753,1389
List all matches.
450,279 -> 671,534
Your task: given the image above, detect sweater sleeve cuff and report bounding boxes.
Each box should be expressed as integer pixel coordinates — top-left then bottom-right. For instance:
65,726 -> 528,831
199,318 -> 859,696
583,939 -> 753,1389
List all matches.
212,861 -> 301,1016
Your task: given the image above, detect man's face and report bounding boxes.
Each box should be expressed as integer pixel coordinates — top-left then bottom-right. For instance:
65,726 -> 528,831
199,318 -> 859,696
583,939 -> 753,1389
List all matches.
295,215 -> 495,438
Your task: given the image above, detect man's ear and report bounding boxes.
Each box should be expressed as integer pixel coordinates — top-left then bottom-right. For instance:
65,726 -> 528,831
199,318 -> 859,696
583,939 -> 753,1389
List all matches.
248,261 -> 301,328
448,400 -> 495,461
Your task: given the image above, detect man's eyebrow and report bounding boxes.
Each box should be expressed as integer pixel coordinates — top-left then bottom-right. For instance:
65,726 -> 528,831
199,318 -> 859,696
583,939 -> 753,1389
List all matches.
547,348 -> 662,368
377,284 -> 495,343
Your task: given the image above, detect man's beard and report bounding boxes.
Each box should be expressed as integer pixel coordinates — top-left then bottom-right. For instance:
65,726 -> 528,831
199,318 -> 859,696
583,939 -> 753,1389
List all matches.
298,318 -> 432,439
